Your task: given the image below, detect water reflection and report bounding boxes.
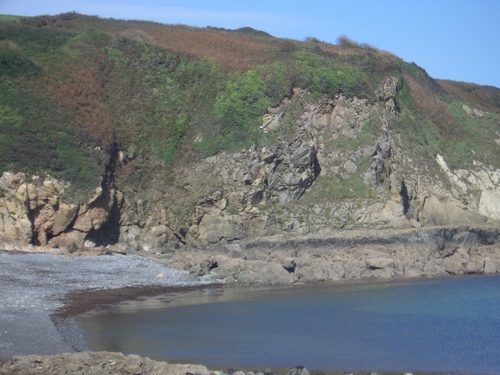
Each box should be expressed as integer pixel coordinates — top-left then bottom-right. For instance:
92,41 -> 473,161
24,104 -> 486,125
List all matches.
77,275 -> 500,373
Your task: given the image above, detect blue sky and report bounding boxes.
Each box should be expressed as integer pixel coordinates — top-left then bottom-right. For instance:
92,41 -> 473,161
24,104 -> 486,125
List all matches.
2,0 -> 499,88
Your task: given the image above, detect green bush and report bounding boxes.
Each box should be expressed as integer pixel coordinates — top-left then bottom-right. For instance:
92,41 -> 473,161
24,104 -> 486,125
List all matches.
292,51 -> 367,98
256,62 -> 292,106
0,24 -> 74,52
0,44 -> 40,77
213,70 -> 271,149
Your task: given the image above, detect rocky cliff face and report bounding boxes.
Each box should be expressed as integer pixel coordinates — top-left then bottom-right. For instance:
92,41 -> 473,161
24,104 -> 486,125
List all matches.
1,77 -> 499,253
0,172 -> 121,251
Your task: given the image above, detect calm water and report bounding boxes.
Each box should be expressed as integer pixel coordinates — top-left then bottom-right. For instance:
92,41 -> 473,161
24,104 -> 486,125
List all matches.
77,275 -> 500,374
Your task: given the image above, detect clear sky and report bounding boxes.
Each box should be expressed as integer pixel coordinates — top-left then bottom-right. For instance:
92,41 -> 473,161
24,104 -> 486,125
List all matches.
1,0 -> 499,88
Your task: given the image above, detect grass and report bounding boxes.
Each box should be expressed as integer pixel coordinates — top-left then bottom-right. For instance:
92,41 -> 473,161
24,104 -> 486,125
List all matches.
302,174 -> 374,203
302,155 -> 375,203
0,15 -> 24,23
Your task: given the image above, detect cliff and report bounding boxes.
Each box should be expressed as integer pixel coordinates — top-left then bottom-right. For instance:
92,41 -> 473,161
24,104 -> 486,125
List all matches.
1,13 -> 500,276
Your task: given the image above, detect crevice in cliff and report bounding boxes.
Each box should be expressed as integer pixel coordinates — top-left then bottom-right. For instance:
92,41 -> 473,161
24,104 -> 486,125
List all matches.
400,180 -> 410,216
87,144 -> 122,247
313,151 -> 322,178
26,208 -> 40,246
295,147 -> 322,200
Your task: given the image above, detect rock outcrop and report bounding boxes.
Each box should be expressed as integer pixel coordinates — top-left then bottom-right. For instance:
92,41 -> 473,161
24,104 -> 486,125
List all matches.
0,352 -> 211,375
167,225 -> 500,284
106,79 -> 500,251
0,172 -> 121,251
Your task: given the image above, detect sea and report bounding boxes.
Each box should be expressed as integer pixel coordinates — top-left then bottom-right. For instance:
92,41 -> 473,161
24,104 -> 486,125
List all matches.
76,274 -> 500,374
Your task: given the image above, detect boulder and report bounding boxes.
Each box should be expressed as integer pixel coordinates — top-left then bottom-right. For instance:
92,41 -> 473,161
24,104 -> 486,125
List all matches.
419,195 -> 485,226
49,231 -> 87,252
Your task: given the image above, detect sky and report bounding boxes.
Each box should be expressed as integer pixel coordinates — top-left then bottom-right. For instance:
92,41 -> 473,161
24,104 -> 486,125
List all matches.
1,0 -> 499,88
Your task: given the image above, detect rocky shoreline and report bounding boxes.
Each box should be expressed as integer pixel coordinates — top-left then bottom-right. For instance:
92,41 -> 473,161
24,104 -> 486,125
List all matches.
166,223 -> 500,284
1,225 -> 500,374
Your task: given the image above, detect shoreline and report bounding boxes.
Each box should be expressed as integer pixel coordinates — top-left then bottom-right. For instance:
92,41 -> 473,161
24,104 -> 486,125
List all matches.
70,274 -> 500,375
17,274 -> 497,375
53,284 -> 223,321
1,223 -> 500,374
0,251 -> 216,361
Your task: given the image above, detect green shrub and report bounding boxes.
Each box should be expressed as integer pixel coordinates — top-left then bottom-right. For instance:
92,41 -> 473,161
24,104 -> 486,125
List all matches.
234,27 -> 271,37
336,35 -> 361,48
0,24 -> 74,52
304,36 -> 321,43
0,44 -> 40,77
292,51 -> 367,98
213,70 -> 271,149
278,40 -> 299,53
256,62 -> 292,106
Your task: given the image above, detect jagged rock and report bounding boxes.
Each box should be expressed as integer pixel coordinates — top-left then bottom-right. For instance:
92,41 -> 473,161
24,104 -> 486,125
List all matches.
462,104 -> 488,117
478,189 -> 500,220
73,209 -> 94,232
442,253 -> 466,274
197,213 -> 244,245
215,258 -> 294,284
484,257 -> 498,274
49,230 -> 87,252
376,76 -> 399,101
103,82 -> 500,248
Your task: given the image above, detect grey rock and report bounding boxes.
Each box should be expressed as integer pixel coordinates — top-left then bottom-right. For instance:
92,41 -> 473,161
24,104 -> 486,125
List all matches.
366,257 -> 395,270
0,352 -> 211,375
288,366 -> 310,375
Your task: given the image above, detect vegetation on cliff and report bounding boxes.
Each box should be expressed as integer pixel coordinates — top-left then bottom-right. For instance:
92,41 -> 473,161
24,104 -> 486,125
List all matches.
0,12 -> 499,247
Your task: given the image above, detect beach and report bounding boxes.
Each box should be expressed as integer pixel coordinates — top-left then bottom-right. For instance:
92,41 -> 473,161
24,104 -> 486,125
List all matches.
0,251 -> 216,361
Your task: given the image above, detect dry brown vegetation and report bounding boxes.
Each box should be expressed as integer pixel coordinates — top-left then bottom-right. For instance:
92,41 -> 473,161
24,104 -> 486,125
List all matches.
140,25 -> 277,71
37,13 -> 402,74
38,15 -> 281,72
50,66 -> 116,147
437,79 -> 500,113
403,72 -> 458,137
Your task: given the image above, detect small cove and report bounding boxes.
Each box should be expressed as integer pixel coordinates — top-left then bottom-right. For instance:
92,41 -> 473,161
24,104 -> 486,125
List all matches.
76,275 -> 500,374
